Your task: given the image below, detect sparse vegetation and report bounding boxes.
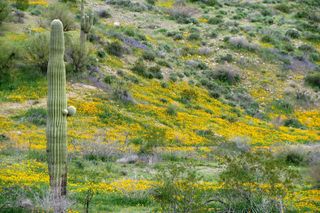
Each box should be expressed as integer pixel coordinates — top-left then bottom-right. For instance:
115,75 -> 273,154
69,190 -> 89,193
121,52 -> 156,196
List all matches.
0,0 -> 320,211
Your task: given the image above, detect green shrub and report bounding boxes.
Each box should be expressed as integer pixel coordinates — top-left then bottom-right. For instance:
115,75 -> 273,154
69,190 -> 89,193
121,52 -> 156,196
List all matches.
45,3 -> 76,31
0,43 -> 17,85
132,60 -> 147,76
283,118 -> 306,129
274,3 -> 291,13
15,0 -> 29,10
208,30 -> 217,38
25,33 -> 49,74
207,65 -> 240,85
189,0 -> 218,6
166,104 -> 178,116
218,54 -> 233,63
305,72 -> 320,90
18,108 -> 47,126
106,41 -> 125,57
142,50 -> 156,61
148,66 -> 163,79
132,60 -> 163,79
111,81 -> 135,103
285,152 -> 305,166
65,39 -> 89,73
0,1 -> 10,25
187,32 -> 201,40
106,0 -> 147,12
152,163 -> 212,212
271,99 -> 294,114
180,88 -> 198,104
285,29 -> 300,39
104,74 -> 118,85
146,0 -> 156,5
208,16 -> 223,25
167,6 -> 198,24
213,151 -> 299,212
131,126 -> 166,154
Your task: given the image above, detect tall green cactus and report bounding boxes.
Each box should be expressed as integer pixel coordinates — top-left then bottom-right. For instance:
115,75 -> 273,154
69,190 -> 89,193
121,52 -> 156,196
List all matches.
47,19 -> 75,202
80,0 -> 93,52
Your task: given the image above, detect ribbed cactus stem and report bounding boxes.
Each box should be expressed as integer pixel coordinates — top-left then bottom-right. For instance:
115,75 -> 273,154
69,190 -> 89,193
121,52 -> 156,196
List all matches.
81,13 -> 93,34
47,19 -> 68,201
80,0 -> 93,53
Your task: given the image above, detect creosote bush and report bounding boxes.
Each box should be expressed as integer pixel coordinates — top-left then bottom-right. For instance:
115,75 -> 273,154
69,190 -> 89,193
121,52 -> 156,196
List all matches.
304,72 -> 320,90
44,3 -> 76,31
17,108 -> 47,126
0,1 -> 10,25
167,6 -> 198,24
25,33 -> 49,74
213,151 -> 299,212
152,163 -> 212,212
130,126 -> 166,154
0,42 -> 17,85
65,39 -> 89,73
283,118 -> 306,129
132,60 -> 163,79
206,65 -> 240,85
106,41 -> 125,57
180,88 -> 198,104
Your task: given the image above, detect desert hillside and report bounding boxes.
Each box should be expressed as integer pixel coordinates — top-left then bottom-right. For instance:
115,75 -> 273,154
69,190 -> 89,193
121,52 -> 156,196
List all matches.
0,0 -> 319,212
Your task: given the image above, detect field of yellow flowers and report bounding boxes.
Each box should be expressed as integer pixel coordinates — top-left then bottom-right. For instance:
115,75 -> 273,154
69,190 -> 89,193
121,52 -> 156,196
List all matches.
1,77 -> 319,211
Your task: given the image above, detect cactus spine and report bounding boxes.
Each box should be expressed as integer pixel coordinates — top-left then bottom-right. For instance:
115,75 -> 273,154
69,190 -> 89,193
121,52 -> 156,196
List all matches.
47,19 -> 75,204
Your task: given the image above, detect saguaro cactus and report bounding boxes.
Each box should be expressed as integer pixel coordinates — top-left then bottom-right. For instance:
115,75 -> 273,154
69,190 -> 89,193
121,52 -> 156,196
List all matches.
47,19 -> 75,204
80,0 -> 94,52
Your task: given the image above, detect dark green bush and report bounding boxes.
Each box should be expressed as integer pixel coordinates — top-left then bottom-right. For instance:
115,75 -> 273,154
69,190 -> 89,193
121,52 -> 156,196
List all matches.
146,0 -> 156,5
132,127 -> 166,154
111,81 -> 135,103
132,60 -> 163,79
15,0 -> 29,10
305,72 -> 320,90
142,50 -> 156,61
271,99 -> 294,114
19,108 -> 47,126
208,16 -> 223,25
0,43 -> 17,85
104,74 -> 118,85
25,33 -> 49,74
285,29 -> 300,39
187,32 -> 201,40
167,6 -> 198,24
180,88 -> 198,104
106,41 -> 125,57
283,118 -> 306,129
152,163 -> 212,212
205,65 -> 240,85
274,3 -> 291,13
285,152 -> 305,166
65,39 -> 89,73
214,151 -> 299,212
189,0 -> 218,6
166,104 -> 178,116
148,66 -> 163,79
0,1 -> 10,25
132,60 -> 147,76
45,3 -> 76,31
218,54 -> 233,63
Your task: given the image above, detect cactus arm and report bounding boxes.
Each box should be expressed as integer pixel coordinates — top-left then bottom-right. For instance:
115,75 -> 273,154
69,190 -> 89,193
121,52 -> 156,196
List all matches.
67,106 -> 76,116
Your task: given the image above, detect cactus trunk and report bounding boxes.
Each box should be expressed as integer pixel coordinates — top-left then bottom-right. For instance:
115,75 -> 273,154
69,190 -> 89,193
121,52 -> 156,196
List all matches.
80,0 -> 93,53
80,0 -> 86,52
47,19 -> 68,201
